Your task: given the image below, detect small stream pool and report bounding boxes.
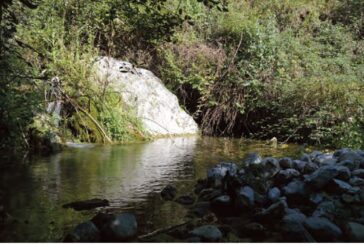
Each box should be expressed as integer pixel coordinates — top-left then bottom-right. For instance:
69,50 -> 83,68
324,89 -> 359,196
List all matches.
0,136 -> 301,242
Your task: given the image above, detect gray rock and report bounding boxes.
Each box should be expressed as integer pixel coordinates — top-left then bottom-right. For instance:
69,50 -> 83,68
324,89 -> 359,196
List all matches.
189,202 -> 210,218
309,151 -> 323,160
95,57 -> 198,136
161,185 -> 177,201
282,209 -> 307,233
350,176 -> 364,186
279,157 -> 293,169
346,222 -> 364,242
305,165 -> 339,190
207,162 -> 238,187
267,187 -> 281,203
243,153 -> 262,165
352,169 -> 364,178
236,186 -> 255,209
304,217 -> 342,242
282,180 -> 308,203
341,193 -> 360,204
64,221 -> 100,242
190,225 -> 222,242
107,213 -> 138,241
313,153 -> 334,165
262,157 -> 279,169
275,169 -> 301,184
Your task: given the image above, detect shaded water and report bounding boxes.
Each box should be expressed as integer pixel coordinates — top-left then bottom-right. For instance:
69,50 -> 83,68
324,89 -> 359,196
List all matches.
0,136 -> 301,242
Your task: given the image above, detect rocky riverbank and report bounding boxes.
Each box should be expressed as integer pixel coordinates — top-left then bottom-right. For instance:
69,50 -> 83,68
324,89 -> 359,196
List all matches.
64,148 -> 364,242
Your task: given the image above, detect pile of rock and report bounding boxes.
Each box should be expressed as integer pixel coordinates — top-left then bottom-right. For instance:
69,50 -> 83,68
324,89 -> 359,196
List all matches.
176,148 -> 364,242
65,148 -> 364,242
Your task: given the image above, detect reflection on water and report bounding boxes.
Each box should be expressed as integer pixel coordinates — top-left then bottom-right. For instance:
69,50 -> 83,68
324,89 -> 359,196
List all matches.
0,136 -> 300,242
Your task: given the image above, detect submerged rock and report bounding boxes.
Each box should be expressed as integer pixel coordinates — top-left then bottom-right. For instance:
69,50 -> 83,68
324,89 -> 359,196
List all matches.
62,198 -> 109,211
190,225 -> 222,242
94,57 -> 198,136
64,221 -> 100,242
161,185 -> 177,201
175,195 -> 195,205
105,213 -> 138,241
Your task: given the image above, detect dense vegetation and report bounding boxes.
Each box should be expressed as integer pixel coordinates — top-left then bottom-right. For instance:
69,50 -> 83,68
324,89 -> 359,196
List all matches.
0,0 -> 363,154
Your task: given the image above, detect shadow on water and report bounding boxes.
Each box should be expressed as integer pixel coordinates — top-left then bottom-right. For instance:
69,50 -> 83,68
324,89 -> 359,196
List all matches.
0,136 -> 301,242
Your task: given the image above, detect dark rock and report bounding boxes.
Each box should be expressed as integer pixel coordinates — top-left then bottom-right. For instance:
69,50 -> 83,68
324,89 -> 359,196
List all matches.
241,222 -> 267,238
305,165 -> 339,190
304,217 -> 342,242
255,199 -> 286,222
282,180 -> 308,204
327,179 -> 358,194
242,153 -> 262,166
194,179 -> 208,195
279,157 -> 293,169
62,198 -> 109,211
275,169 -> 301,185
261,157 -> 280,177
102,213 -> 138,241
198,188 -> 222,202
188,202 -> 210,218
341,193 -> 360,204
334,148 -> 352,158
346,222 -> 364,242
338,160 -> 359,171
312,201 -> 336,220
292,160 -> 307,172
302,162 -> 319,174
309,193 -> 324,206
282,209 -> 314,242
300,154 -> 312,163
262,157 -> 279,169
91,213 -> 113,233
190,225 -> 222,242
207,162 -> 238,187
338,152 -> 364,165
175,195 -> 195,205
236,186 -> 255,209
211,195 -> 231,213
64,221 -> 100,242
267,187 -> 281,203
336,166 -> 351,181
309,151 -> 323,161
350,176 -> 364,186
352,169 -> 364,178
185,236 -> 201,242
161,185 -> 177,201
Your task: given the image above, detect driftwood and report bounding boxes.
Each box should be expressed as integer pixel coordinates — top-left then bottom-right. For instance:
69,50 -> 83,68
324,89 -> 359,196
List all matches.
138,220 -> 192,241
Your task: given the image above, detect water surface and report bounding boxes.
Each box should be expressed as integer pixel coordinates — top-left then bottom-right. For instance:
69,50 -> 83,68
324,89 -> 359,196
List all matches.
0,136 -> 301,242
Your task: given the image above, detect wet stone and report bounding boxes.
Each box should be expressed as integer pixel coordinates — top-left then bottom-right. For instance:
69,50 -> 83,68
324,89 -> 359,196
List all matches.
161,185 -> 177,201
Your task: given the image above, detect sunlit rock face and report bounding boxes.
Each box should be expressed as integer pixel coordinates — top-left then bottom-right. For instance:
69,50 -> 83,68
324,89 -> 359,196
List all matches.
94,57 -> 199,136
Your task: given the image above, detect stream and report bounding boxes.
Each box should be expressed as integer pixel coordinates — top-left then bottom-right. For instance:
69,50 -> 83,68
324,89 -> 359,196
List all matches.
0,136 -> 301,242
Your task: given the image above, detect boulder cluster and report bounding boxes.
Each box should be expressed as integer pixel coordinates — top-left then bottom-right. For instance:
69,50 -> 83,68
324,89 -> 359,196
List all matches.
65,148 -> 364,242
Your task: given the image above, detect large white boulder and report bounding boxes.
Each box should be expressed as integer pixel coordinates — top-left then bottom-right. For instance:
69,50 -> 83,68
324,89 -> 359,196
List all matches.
94,57 -> 199,136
